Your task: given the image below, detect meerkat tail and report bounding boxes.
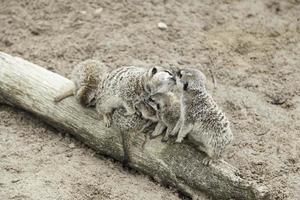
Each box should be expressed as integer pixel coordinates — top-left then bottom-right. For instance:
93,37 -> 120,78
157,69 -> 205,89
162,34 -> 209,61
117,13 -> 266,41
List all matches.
53,82 -> 75,102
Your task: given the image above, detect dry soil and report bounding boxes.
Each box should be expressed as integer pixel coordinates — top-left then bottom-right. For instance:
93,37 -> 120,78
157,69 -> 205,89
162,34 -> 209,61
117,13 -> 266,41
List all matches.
0,0 -> 300,199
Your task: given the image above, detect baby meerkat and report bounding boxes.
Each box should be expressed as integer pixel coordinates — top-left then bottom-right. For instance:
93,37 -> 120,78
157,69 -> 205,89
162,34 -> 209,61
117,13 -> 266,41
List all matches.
96,66 -> 176,127
171,68 -> 233,165
147,92 -> 180,142
54,59 -> 110,107
135,98 -> 158,122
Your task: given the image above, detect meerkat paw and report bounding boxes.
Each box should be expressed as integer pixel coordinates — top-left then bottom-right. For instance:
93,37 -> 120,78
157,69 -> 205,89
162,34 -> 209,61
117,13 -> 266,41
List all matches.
103,114 -> 112,127
150,123 -> 166,139
150,131 -> 161,139
124,109 -> 136,116
202,157 -> 212,166
161,135 -> 169,142
169,130 -> 178,136
169,120 -> 181,136
123,104 -> 136,116
170,126 -> 180,136
150,133 -> 157,139
104,119 -> 111,128
169,132 -> 176,136
175,136 -> 184,143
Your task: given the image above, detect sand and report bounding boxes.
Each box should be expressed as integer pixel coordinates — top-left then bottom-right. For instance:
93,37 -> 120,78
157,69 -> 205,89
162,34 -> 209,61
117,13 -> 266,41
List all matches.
0,0 -> 299,199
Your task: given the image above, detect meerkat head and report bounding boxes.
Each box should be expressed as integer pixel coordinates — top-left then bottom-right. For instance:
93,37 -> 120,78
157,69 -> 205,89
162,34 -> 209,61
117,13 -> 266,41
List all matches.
147,92 -> 174,112
135,101 -> 157,121
144,67 -> 176,95
176,68 -> 206,91
147,94 -> 165,112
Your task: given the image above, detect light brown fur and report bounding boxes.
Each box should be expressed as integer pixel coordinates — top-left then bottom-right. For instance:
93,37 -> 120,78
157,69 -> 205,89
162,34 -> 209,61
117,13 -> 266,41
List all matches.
54,59 -> 110,107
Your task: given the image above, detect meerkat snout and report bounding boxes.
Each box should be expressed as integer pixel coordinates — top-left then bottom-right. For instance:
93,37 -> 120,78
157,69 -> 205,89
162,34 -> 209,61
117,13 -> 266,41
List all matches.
175,68 -> 206,91
146,67 -> 176,95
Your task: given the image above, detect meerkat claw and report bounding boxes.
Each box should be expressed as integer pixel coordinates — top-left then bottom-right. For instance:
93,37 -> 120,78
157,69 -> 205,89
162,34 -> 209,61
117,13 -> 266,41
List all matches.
169,130 -> 177,136
202,157 -> 212,166
124,110 -> 135,116
175,137 -> 183,143
103,114 -> 112,128
104,120 -> 111,128
161,136 -> 169,142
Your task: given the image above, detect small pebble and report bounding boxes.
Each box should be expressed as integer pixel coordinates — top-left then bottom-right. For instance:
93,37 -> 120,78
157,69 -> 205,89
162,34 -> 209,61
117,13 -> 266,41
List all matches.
11,179 -> 20,183
94,7 -> 103,15
69,143 -> 75,148
158,22 -> 168,30
66,153 -> 73,158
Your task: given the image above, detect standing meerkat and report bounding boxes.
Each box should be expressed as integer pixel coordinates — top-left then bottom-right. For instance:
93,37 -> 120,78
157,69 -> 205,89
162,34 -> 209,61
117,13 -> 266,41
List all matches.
147,92 -> 180,142
96,66 -> 176,127
171,68 -> 233,165
54,59 -> 110,107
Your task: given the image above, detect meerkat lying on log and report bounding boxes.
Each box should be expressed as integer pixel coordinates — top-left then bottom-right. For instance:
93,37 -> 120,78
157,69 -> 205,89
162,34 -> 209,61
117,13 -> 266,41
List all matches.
96,66 -> 176,127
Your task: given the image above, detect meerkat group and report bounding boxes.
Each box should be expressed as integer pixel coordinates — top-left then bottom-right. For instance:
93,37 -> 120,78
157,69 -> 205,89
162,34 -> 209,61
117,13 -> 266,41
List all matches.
54,60 -> 233,166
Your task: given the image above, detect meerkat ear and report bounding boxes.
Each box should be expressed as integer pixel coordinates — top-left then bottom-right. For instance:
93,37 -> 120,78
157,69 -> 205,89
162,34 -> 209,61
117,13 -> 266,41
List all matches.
183,82 -> 189,91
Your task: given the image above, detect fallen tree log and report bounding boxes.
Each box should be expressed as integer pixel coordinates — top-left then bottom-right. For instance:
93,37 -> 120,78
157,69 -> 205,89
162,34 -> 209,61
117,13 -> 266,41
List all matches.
0,52 -> 270,200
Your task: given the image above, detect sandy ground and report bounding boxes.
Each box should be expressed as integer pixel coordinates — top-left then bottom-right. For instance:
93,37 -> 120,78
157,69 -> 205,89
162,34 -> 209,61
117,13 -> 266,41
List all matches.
0,0 -> 299,199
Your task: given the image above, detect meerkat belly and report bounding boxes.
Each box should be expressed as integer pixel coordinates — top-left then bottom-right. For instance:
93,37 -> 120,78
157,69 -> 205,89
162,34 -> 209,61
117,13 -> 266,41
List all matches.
189,124 -> 215,146
105,96 -> 123,109
163,108 -> 179,128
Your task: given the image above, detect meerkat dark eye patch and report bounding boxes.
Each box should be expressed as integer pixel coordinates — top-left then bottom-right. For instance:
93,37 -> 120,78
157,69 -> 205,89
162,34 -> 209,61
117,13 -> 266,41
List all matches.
164,70 -> 172,75
177,70 -> 182,78
151,67 -> 157,75
148,97 -> 155,102
156,103 -> 161,110
183,82 -> 189,91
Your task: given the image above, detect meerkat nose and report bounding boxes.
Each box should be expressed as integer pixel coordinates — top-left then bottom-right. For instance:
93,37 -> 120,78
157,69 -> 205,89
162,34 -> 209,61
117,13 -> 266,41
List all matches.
170,76 -> 176,82
176,70 -> 182,78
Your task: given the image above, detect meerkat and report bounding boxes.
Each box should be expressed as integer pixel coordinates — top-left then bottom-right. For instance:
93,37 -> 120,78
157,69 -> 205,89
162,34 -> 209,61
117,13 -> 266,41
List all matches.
96,66 -> 176,127
135,98 -> 158,122
54,59 -> 110,107
170,68 -> 233,165
111,102 -> 156,167
147,92 -> 180,142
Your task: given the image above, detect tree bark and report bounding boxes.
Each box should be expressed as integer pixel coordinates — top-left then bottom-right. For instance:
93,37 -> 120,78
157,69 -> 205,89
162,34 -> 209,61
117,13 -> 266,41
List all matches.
0,52 -> 270,200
